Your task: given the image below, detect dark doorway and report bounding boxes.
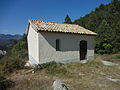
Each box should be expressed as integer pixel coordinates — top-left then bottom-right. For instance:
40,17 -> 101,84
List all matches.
80,40 -> 87,60
56,39 -> 60,51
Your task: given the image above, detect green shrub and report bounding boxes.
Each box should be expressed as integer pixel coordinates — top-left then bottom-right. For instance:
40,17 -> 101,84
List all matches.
0,56 -> 25,74
34,61 -> 63,71
11,41 -> 28,59
0,75 -> 14,90
0,34 -> 28,74
33,61 -> 73,77
97,50 -> 105,55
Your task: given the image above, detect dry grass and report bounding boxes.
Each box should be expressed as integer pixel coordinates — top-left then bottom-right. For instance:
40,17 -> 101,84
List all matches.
7,54 -> 120,90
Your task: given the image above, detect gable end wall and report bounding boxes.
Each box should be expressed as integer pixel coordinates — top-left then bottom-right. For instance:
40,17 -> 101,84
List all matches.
27,25 -> 40,65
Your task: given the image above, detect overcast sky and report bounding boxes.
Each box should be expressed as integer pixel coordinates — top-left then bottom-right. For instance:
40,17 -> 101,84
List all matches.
0,0 -> 111,35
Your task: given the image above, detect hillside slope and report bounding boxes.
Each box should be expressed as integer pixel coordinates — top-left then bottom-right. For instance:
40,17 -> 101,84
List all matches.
74,0 -> 120,54
0,34 -> 22,50
7,54 -> 120,90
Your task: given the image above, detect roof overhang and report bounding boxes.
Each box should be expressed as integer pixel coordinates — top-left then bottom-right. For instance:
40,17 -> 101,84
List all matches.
26,19 -> 97,36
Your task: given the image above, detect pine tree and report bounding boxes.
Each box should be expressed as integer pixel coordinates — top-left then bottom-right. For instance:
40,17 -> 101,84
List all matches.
95,20 -> 113,54
73,1 -> 120,54
112,21 -> 120,52
112,0 -> 119,3
64,15 -> 72,24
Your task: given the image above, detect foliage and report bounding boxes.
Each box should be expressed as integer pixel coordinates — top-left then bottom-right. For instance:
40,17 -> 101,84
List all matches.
116,54 -> 120,59
33,61 -> 71,77
86,59 -> 103,67
95,20 -> 113,54
64,15 -> 72,24
0,56 -> 25,74
0,55 -> 4,59
45,65 -> 71,77
0,34 -> 28,74
0,34 -> 28,90
11,41 -> 27,58
0,75 -> 14,90
7,54 -> 120,90
73,0 -> 120,54
34,61 -> 63,70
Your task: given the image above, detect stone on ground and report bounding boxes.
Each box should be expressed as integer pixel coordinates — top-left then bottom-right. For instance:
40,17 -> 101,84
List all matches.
80,60 -> 87,63
52,80 -> 69,90
102,60 -> 118,66
106,76 -> 120,82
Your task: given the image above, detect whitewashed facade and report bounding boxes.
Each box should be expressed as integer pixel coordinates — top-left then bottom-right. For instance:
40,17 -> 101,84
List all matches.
27,19 -> 96,65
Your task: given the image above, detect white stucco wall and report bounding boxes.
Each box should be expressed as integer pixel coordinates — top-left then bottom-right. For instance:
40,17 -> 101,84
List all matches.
38,32 -> 95,64
27,25 -> 40,65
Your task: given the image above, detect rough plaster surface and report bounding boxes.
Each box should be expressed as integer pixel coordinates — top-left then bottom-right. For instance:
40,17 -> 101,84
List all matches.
27,25 -> 39,65
27,25 -> 95,65
38,31 -> 95,64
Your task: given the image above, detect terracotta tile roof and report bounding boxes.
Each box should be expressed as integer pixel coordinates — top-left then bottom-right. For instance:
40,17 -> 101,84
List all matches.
29,19 -> 97,35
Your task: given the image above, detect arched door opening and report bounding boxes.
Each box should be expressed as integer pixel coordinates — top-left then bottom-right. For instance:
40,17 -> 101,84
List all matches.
80,40 -> 87,60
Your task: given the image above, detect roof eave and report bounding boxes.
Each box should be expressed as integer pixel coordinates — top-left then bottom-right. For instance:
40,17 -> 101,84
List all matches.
37,30 -> 97,36
26,19 -> 39,36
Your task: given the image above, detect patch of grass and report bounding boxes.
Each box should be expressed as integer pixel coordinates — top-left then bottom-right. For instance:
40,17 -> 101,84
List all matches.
8,57 -> 120,90
86,59 -> 102,65
34,61 -> 63,70
45,65 -> 72,78
33,61 -> 73,78
116,54 -> 120,59
8,75 -> 53,90
4,54 -> 120,90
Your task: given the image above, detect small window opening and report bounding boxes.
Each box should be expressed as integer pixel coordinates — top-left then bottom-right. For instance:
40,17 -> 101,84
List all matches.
56,39 -> 60,51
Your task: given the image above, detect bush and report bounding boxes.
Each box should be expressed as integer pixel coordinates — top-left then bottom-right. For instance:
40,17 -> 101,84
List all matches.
34,61 -> 63,71
0,34 -> 28,89
0,75 -> 14,90
33,61 -> 73,77
0,34 -> 28,74
0,55 -> 26,74
97,50 -> 105,55
11,41 -> 28,59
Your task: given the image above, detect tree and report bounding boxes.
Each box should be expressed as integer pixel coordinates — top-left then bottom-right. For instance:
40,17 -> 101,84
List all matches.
95,20 -> 113,54
112,0 -> 120,3
111,21 -> 120,52
73,1 -> 120,54
11,34 -> 28,58
64,15 -> 72,24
